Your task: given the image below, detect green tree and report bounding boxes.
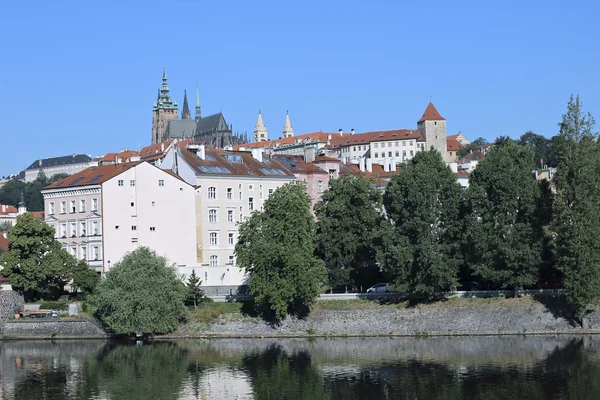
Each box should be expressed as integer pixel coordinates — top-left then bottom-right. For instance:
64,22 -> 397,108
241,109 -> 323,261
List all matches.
379,150 -> 463,299
0,213 -> 75,300
185,269 -> 204,309
465,141 -> 543,291
314,173 -> 383,288
71,260 -> 99,296
457,136 -> 488,158
553,95 -> 600,321
235,182 -> 327,322
91,247 -> 187,335
518,131 -> 561,168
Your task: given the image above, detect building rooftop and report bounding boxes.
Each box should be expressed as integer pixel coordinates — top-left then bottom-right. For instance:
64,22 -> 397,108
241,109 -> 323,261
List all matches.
273,155 -> 328,174
418,102 -> 445,123
44,162 -> 142,190
26,154 -> 92,170
0,205 -> 18,215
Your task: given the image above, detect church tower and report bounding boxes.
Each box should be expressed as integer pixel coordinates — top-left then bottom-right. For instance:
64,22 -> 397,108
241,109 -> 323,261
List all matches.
151,68 -> 179,144
282,111 -> 294,138
253,110 -> 268,142
417,102 -> 446,155
181,90 -> 191,120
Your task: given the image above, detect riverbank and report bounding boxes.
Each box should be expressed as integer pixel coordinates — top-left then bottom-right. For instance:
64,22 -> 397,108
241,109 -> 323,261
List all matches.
162,296 -> 600,339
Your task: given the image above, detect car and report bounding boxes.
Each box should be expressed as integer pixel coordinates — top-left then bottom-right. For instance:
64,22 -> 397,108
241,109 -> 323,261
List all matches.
366,283 -> 391,293
326,284 -> 359,294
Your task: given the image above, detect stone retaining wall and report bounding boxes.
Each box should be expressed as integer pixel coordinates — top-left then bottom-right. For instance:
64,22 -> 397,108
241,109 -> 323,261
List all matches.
2,319 -> 106,338
0,291 -> 24,323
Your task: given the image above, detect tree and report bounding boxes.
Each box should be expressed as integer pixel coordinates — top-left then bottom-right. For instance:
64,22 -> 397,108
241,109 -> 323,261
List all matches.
518,131 -> 561,168
91,247 -> 187,335
71,260 -> 99,296
235,182 -> 327,322
465,141 -> 543,292
314,173 -> 383,288
185,269 -> 204,309
0,213 -> 75,300
379,150 -> 463,300
0,173 -> 70,212
553,95 -> 600,321
457,136 -> 488,158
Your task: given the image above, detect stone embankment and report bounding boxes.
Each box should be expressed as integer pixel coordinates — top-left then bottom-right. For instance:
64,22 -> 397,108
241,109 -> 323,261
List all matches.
170,297 -> 600,338
2,319 -> 107,339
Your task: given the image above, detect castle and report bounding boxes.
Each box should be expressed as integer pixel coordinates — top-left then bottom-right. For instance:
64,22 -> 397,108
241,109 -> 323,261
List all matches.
151,69 -> 247,147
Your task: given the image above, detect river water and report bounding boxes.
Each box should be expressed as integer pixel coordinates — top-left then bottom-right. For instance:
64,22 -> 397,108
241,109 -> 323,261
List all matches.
0,336 -> 599,399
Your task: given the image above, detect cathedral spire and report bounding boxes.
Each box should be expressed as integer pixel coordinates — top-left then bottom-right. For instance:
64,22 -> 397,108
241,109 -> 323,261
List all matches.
182,90 -> 191,119
155,67 -> 177,110
253,110 -> 268,142
282,110 -> 294,138
195,83 -> 201,121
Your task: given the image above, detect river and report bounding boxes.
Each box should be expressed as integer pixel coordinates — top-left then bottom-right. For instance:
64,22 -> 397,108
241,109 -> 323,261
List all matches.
0,336 -> 599,399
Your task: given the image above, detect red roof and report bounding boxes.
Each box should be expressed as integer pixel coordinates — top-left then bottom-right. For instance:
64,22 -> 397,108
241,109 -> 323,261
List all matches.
97,150 -> 140,164
0,205 -> 18,216
326,129 -> 423,149
44,162 -> 142,190
418,102 -> 445,122
446,137 -> 463,151
313,155 -> 341,163
234,132 -> 342,150
0,232 -> 8,251
31,211 -> 44,219
342,162 -> 403,183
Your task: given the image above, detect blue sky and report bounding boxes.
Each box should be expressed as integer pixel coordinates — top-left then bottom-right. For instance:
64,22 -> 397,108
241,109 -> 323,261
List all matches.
1,0 -> 599,176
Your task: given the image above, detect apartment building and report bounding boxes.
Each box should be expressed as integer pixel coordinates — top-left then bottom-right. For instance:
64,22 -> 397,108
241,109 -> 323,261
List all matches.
162,144 -> 296,294
24,154 -> 92,182
42,162 -> 196,274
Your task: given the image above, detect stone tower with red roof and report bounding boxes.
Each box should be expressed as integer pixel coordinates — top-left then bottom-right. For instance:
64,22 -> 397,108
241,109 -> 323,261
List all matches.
417,102 -> 447,156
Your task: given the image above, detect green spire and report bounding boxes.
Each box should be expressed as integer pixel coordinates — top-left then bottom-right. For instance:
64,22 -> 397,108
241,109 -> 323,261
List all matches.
154,67 -> 177,111
195,83 -> 201,121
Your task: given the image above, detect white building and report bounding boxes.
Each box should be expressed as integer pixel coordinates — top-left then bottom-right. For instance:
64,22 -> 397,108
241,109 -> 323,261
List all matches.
162,144 -> 296,295
42,161 -> 196,274
24,154 -> 93,182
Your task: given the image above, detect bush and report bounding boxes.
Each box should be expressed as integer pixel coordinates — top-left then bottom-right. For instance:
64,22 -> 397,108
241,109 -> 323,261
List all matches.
39,300 -> 68,311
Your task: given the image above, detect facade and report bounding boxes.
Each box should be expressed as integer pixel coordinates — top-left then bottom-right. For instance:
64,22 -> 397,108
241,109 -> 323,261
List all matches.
42,162 -> 196,274
24,154 -> 92,182
446,134 -> 464,162
417,102 -> 447,155
151,69 -> 246,148
0,196 -> 42,226
237,131 -> 345,156
161,144 -> 296,294
94,150 -> 141,166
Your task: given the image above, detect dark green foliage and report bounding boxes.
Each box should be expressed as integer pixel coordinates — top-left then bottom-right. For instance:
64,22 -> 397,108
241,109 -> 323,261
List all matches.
39,300 -> 68,311
314,173 -> 383,288
71,260 -> 99,296
457,136 -> 488,158
0,173 -> 70,212
185,269 -> 204,309
0,213 -> 75,300
379,150 -> 463,299
466,141 -> 543,290
91,247 -> 187,335
235,182 -> 327,322
518,131 -> 560,168
553,95 -> 600,320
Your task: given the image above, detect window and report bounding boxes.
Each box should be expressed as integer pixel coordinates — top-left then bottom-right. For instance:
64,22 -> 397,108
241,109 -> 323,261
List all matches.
410,150 -> 414,156
209,209 -> 218,223
248,197 -> 254,211
228,232 -> 234,245
227,187 -> 233,200
209,232 -> 218,246
239,213 -> 243,222
402,150 -> 407,159
118,180 -> 124,186
70,246 -> 76,257
60,223 -> 66,237
395,142 -> 399,147
150,227 -> 156,231
209,255 -> 218,267
227,209 -> 234,222
80,199 -> 86,212
70,222 -> 76,237
449,151 -> 453,156
130,180 -> 135,187
374,152 -> 379,158
81,246 -> 87,261
92,221 -> 98,235
318,181 -> 324,193
132,225 -> 137,231
374,143 -> 378,148
239,190 -> 242,200
70,200 -> 75,213
228,255 -> 235,265
268,189 -> 274,196
92,198 -> 98,211
115,225 -> 119,230
49,202 -> 55,215
80,221 -> 86,236
353,146 -> 356,152
60,201 -> 66,214
395,151 -> 400,157
93,246 -> 99,261
403,141 -> 406,147
248,184 -> 254,191
151,201 -> 155,207
158,180 -> 164,187
208,187 -> 216,199
329,170 -> 335,179
387,142 -> 392,147
388,151 -> 392,157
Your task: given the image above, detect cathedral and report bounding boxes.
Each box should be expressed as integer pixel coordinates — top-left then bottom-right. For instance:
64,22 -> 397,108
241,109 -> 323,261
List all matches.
151,69 -> 247,147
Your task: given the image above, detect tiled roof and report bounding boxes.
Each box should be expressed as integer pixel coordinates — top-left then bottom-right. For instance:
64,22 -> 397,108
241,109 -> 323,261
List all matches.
456,171 -> 470,178
0,233 -> 8,251
342,162 -> 403,182
234,132 -> 341,150
273,155 -> 328,174
313,155 -> 341,163
31,211 -> 44,219
178,148 -> 295,178
140,139 -> 192,163
97,150 -> 140,163
328,129 -> 422,149
26,154 -> 92,170
418,102 -> 445,122
447,137 -> 463,151
0,205 -> 18,216
44,162 -> 142,190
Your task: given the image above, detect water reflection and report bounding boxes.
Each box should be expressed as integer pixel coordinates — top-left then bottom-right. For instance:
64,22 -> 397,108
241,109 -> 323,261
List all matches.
1,336 -> 600,399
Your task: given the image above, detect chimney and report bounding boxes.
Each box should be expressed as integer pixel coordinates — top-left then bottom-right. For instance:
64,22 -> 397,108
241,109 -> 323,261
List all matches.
72,154 -> 76,158
187,144 -> 206,160
38,160 -> 42,167
1,205 -> 5,212
327,134 -> 332,144
304,147 -> 316,163
161,142 -> 165,152
359,157 -> 366,172
338,129 -> 343,136
351,129 -> 355,135
391,159 -> 397,171
383,158 -> 389,172
366,159 -> 373,173
251,148 -> 263,163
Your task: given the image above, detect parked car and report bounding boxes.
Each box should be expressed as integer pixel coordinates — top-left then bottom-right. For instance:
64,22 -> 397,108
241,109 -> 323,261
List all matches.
326,284 -> 359,294
366,283 -> 391,293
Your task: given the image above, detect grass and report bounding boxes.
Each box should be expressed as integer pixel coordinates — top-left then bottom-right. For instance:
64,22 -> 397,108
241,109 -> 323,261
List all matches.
187,302 -> 244,325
